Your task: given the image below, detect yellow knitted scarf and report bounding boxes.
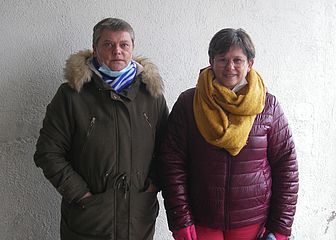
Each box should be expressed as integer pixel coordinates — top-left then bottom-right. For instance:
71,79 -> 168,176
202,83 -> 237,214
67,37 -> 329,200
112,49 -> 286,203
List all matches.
193,67 -> 266,156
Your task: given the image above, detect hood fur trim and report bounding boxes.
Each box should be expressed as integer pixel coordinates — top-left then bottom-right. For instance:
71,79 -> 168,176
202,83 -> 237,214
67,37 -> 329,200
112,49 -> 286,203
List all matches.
64,50 -> 164,97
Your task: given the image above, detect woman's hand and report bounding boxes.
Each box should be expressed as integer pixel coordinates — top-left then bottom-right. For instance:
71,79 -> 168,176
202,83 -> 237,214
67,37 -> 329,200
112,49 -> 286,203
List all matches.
145,183 -> 158,193
78,192 -> 92,201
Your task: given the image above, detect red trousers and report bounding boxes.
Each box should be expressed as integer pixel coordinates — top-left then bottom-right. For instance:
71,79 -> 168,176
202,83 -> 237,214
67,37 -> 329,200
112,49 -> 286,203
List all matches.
195,224 -> 261,240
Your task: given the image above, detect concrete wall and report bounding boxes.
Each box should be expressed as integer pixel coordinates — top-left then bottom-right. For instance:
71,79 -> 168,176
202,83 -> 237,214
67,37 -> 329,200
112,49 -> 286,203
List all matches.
1,0 -> 335,239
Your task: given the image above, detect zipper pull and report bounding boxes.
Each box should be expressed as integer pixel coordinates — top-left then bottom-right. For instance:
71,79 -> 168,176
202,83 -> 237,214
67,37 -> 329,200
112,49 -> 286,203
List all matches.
143,112 -> 152,128
122,175 -> 129,199
89,117 -> 96,126
87,117 -> 96,137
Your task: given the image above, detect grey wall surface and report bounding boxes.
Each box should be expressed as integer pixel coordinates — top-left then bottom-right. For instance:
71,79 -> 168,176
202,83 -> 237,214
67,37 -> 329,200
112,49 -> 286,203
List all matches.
1,0 -> 336,239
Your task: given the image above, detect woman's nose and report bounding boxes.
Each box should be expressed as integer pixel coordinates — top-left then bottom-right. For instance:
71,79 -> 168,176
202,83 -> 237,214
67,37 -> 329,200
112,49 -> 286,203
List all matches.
112,45 -> 122,55
225,60 -> 235,69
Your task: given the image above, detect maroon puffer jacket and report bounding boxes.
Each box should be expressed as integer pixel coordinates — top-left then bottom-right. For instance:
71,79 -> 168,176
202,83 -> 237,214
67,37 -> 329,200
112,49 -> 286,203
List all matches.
160,88 -> 298,236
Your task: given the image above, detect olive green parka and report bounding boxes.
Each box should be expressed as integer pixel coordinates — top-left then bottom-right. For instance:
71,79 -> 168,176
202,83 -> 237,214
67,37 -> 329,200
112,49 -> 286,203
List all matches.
34,50 -> 169,240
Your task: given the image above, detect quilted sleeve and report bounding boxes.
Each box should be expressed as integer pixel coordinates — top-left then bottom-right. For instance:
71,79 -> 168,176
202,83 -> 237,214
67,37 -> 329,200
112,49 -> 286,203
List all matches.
160,92 -> 194,231
266,95 -> 299,236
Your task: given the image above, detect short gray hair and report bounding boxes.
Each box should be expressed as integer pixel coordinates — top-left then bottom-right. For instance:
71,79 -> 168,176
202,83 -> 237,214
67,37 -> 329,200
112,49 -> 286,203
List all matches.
208,28 -> 255,60
92,18 -> 135,46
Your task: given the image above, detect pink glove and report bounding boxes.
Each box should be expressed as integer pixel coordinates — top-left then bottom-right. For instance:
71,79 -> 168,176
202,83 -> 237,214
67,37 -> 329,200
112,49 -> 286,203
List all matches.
172,224 -> 197,240
262,229 -> 288,240
274,232 -> 288,240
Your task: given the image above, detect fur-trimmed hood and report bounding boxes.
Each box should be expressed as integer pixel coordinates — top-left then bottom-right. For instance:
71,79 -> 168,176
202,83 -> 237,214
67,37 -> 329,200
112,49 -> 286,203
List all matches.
63,50 -> 164,97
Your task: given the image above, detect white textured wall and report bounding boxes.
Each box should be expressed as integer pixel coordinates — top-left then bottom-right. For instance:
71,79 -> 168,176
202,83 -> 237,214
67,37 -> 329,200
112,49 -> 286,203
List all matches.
1,0 -> 335,239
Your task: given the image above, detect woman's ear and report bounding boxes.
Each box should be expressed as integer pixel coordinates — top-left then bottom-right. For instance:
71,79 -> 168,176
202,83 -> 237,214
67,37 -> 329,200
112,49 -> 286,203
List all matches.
92,44 -> 96,56
209,58 -> 214,67
247,59 -> 254,72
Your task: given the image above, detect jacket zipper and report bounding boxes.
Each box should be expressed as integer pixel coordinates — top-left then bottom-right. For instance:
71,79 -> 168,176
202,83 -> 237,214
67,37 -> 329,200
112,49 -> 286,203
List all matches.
128,112 -> 133,240
109,91 -> 131,239
225,154 -> 232,230
113,103 -> 119,240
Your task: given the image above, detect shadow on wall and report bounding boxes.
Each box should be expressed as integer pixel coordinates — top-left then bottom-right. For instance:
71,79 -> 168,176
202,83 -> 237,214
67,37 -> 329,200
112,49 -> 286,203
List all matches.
0,44 -> 65,239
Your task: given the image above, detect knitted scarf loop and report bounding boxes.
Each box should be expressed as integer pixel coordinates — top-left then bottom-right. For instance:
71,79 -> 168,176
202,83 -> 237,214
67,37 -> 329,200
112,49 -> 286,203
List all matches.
193,67 -> 266,156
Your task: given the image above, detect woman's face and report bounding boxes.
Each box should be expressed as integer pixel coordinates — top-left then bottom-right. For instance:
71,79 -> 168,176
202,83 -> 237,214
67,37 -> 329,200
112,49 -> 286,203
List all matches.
93,29 -> 133,71
210,46 -> 254,89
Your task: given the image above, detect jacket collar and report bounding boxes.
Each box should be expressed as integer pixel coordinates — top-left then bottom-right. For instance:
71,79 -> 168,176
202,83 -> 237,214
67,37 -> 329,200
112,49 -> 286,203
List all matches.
64,50 -> 164,97
90,72 -> 141,101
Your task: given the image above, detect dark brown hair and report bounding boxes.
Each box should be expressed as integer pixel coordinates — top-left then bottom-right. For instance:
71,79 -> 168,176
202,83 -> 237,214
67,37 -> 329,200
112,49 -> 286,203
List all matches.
208,28 -> 255,60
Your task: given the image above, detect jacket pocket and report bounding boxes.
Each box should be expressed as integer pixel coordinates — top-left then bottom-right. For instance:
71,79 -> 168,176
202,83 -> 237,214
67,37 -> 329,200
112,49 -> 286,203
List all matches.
79,117 -> 96,159
131,191 -> 159,220
143,112 -> 156,141
63,191 -> 114,236
129,191 -> 157,240
261,167 -> 271,203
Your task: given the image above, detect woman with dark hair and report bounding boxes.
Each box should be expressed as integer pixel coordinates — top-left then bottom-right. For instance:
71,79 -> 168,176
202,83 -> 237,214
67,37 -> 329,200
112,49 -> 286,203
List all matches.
160,28 -> 298,240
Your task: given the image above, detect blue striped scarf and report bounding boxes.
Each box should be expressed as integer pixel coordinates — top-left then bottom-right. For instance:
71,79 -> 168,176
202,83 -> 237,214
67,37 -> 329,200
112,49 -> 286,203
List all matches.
93,58 -> 137,93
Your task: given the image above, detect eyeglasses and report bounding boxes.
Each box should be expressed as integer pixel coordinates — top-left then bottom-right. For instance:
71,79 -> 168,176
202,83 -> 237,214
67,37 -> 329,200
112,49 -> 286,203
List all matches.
215,57 -> 247,68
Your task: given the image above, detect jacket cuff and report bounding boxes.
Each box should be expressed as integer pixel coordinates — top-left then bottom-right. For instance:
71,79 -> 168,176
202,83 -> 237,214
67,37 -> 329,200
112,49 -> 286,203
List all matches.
57,174 -> 89,203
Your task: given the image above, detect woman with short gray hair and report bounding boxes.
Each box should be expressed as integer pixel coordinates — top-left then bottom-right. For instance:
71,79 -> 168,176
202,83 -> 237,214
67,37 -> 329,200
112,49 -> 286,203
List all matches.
34,17 -> 168,240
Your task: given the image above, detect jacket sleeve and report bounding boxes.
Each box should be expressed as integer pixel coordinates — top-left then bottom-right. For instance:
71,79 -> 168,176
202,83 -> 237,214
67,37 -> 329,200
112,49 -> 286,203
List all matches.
266,96 -> 299,236
160,92 -> 194,231
148,94 -> 169,189
34,84 -> 90,203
